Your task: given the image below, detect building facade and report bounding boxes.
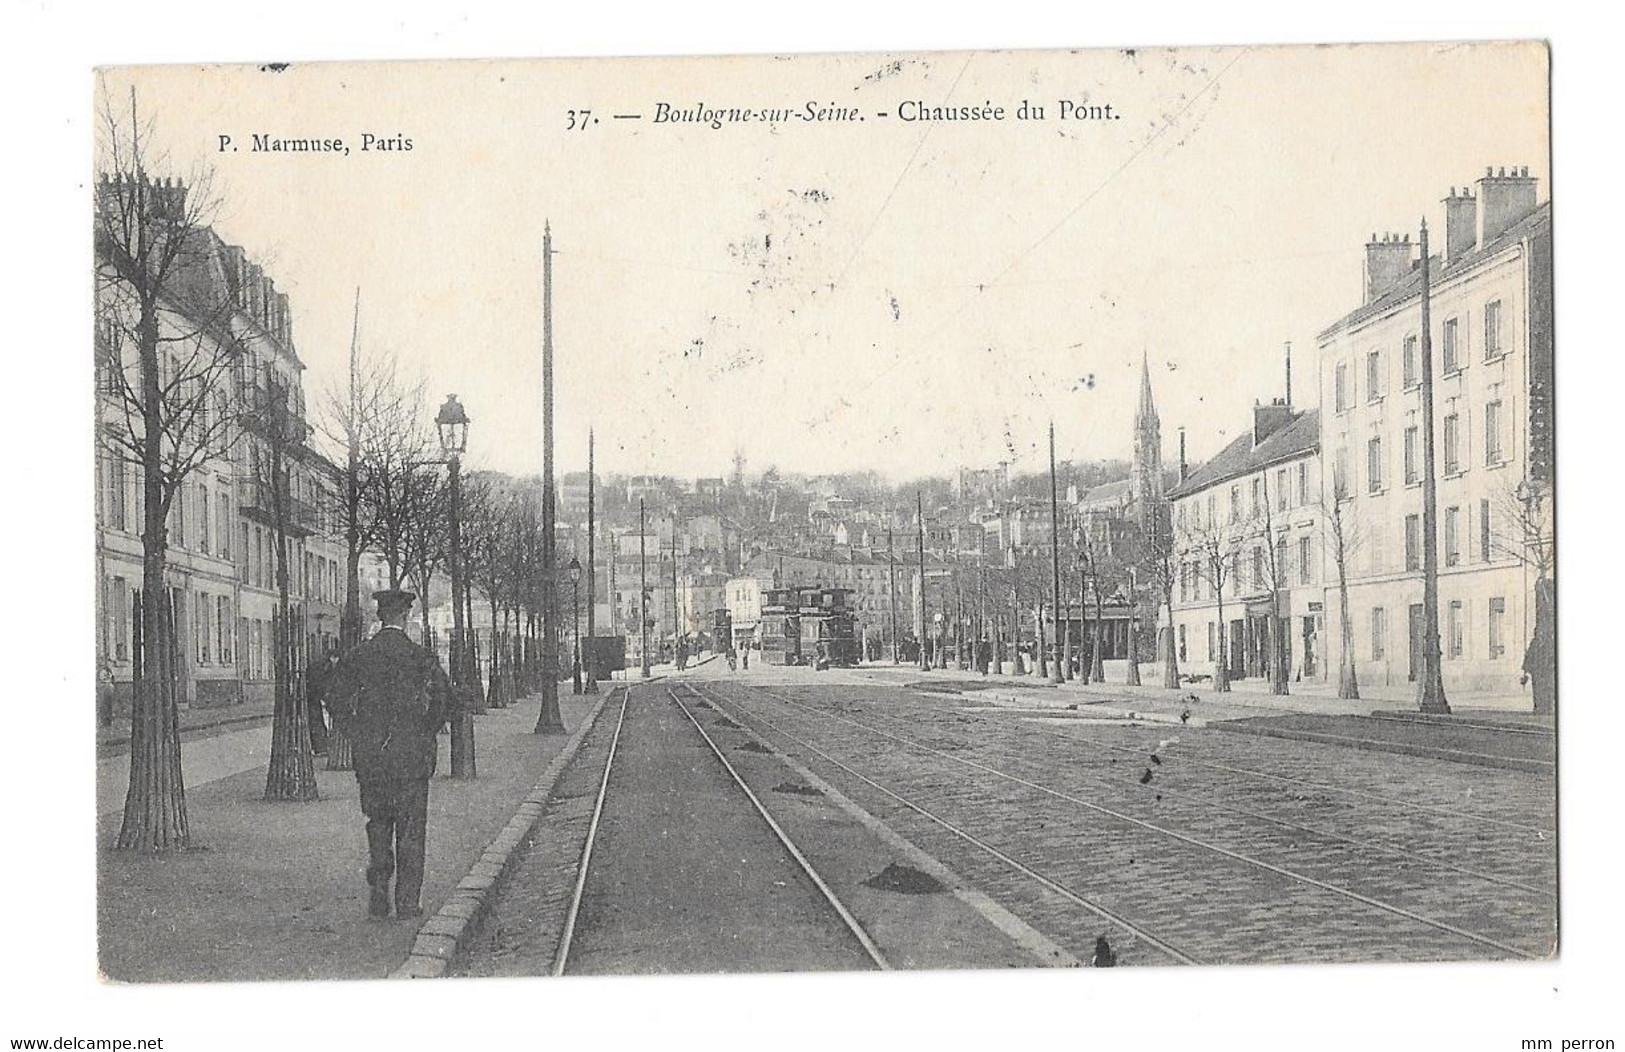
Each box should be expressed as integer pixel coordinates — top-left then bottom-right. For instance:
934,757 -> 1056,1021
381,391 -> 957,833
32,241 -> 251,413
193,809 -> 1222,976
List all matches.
1316,169 -> 1552,697
1166,405 -> 1325,686
95,200 -> 345,712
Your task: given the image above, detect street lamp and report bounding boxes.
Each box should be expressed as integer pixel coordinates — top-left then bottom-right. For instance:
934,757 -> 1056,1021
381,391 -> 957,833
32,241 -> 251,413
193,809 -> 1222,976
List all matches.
568,556 -> 583,695
436,394 -> 475,779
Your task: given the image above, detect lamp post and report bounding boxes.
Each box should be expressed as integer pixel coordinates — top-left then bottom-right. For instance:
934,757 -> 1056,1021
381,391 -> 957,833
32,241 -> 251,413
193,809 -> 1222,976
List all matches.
568,556 -> 582,695
436,394 -> 475,780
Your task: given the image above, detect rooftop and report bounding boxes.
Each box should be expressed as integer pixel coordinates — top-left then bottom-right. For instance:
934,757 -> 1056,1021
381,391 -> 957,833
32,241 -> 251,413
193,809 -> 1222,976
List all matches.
1168,409 -> 1320,500
1318,201 -> 1552,341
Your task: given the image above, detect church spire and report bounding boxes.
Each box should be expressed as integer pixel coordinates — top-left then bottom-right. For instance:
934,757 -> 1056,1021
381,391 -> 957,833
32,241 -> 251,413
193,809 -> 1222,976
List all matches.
1137,351 -> 1157,425
1130,351 -> 1164,523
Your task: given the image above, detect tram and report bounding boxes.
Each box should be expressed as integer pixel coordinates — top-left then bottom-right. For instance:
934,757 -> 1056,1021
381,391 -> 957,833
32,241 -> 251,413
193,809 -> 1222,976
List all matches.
758,586 -> 859,668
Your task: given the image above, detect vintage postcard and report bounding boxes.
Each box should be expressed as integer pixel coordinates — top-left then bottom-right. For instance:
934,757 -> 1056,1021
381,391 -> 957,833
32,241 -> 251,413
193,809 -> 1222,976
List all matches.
92,41 -> 1555,982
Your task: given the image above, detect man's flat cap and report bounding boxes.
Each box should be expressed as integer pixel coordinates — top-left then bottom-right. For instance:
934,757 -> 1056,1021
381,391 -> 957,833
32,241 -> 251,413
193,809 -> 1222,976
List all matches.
372,589 -> 418,614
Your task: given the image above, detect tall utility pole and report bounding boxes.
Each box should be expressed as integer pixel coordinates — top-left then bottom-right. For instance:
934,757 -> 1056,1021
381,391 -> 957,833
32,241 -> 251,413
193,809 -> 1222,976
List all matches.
671,532 -> 680,659
1048,423 -> 1066,684
534,222 -> 566,734
887,523 -> 900,664
583,429 -> 597,693
916,490 -> 929,672
330,288 -> 363,772
639,498 -> 650,678
1415,219 -> 1451,714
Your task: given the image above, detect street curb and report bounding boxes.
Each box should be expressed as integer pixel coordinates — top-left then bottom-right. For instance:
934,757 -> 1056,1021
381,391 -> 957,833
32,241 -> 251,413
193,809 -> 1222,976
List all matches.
389,689 -> 616,979
1211,720 -> 1555,774
98,707 -> 276,752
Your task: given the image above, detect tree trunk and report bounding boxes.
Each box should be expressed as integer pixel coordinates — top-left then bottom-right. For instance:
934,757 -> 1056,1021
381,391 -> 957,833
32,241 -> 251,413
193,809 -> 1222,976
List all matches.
116,296 -> 189,853
1161,590 -> 1181,689
1214,585 -> 1231,692
1336,558 -> 1360,700
1271,612 -> 1290,695
1090,588 -> 1105,683
1035,604 -> 1048,679
265,442 -> 318,802
1125,609 -> 1142,686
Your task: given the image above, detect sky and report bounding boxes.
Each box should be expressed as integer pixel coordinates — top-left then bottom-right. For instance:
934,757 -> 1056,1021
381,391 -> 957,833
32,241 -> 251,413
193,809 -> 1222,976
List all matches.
96,42 -> 1549,483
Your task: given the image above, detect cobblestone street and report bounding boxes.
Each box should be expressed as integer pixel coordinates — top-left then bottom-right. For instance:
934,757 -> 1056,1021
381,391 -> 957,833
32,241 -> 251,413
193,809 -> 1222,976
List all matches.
682,664 -> 1557,968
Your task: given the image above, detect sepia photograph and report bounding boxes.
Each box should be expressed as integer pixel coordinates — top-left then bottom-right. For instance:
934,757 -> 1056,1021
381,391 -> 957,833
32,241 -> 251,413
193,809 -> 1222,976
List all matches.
85,41 -> 1560,988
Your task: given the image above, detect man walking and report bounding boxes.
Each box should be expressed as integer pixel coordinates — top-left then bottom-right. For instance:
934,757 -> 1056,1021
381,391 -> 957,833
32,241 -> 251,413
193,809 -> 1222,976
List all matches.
326,589 -> 453,920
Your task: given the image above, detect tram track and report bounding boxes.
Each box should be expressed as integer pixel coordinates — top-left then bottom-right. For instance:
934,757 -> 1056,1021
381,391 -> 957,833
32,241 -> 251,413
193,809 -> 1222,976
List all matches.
706,681 -> 1548,963
541,682 -> 886,975
792,686 -> 1552,897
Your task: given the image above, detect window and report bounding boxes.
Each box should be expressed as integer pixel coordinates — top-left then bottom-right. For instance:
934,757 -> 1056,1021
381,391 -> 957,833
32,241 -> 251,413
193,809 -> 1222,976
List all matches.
1252,547 -> 1265,590
105,454 -> 128,532
1371,607 -> 1387,661
1443,410 -> 1461,475
198,483 -> 211,555
1488,597 -> 1507,658
216,595 -> 232,664
1403,335 -> 1419,388
1367,435 -> 1384,494
1333,447 -> 1350,499
1485,394 -> 1504,465
1296,461 -> 1308,506
195,591 -> 209,664
1229,486 -> 1240,524
1442,317 -> 1461,374
1335,363 -> 1351,412
1298,536 -> 1313,585
111,576 -> 130,662
1179,563 -> 1189,602
1403,418 -> 1419,485
1405,514 -> 1421,571
1444,506 -> 1460,567
1368,523 -> 1385,575
1207,621 -> 1216,662
218,491 -> 231,557
1206,495 -> 1216,528
1178,625 -> 1187,663
1480,499 -> 1493,562
1484,300 -> 1503,360
1275,537 -> 1289,584
239,523 -> 251,583
1447,600 -> 1465,659
172,485 -> 187,550
1276,469 -> 1288,511
1366,350 -> 1383,402
1251,478 -> 1263,520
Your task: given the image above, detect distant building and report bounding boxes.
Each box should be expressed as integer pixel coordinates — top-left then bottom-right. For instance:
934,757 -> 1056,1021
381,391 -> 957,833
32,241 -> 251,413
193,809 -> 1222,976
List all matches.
1166,405 -> 1325,685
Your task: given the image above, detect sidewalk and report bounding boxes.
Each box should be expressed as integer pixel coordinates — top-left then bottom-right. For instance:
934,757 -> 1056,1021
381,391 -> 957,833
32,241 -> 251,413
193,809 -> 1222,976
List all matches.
852,659 -> 1535,721
97,691 -> 597,983
98,697 -> 278,757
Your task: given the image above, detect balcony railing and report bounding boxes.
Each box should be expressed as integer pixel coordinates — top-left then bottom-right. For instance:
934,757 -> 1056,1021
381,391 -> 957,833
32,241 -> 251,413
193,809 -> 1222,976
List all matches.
236,477 -> 319,537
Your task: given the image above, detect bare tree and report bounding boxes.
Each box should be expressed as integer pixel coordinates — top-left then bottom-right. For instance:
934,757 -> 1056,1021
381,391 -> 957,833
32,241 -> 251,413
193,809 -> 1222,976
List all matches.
1141,506 -> 1182,689
1319,477 -> 1364,700
1256,472 -> 1291,696
359,387 -> 433,590
1183,510 -> 1243,693
96,87 -> 246,852
241,366 -> 320,802
1490,479 -> 1556,714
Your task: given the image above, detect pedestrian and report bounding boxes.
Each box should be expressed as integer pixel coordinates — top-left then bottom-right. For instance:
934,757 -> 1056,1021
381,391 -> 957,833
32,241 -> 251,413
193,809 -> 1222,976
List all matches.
741,643 -> 750,671
325,590 -> 453,920
97,661 -> 115,729
304,650 -> 334,755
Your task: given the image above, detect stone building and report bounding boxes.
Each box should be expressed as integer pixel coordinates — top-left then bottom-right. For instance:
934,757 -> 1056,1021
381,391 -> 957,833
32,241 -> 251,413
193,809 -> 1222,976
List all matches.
1315,168 -> 1552,699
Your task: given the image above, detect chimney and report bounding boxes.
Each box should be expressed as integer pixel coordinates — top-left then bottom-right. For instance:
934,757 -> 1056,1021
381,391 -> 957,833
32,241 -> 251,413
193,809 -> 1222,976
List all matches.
1475,165 -> 1538,248
1363,232 -> 1414,303
1253,399 -> 1294,446
1442,186 -> 1477,261
1284,341 -> 1292,408
1177,427 -> 1187,483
